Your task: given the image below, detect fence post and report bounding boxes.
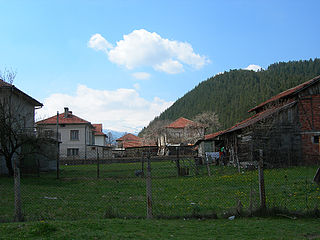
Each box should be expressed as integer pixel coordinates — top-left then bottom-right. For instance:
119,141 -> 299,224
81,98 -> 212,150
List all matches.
14,156 -> 22,222
176,146 -> 181,176
56,111 -> 60,179
206,155 -> 211,176
146,154 -> 153,219
141,154 -> 145,177
97,147 -> 100,179
258,149 -> 266,209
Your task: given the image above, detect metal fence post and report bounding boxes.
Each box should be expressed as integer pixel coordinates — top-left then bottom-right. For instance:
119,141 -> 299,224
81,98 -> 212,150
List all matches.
141,154 -> 145,177
14,156 -> 22,222
146,154 -> 153,219
56,111 -> 59,179
176,146 -> 181,176
97,147 -> 100,179
258,149 -> 266,209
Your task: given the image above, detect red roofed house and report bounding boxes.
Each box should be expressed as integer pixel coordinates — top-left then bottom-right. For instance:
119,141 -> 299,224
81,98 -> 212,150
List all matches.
158,117 -> 205,155
93,124 -> 107,147
37,107 -> 97,160
116,133 -> 142,149
115,133 -> 158,157
217,75 -> 320,167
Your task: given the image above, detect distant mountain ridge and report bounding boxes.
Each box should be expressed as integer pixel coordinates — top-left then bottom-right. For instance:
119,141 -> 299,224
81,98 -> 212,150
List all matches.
103,129 -> 127,144
140,59 -> 320,135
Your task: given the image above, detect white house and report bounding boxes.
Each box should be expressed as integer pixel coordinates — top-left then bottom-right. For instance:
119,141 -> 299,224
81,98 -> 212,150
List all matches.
37,107 -> 96,160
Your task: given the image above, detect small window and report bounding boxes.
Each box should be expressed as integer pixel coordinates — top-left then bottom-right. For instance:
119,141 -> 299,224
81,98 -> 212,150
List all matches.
313,136 -> 319,144
67,148 -> 79,156
70,130 -> 79,141
44,130 -> 54,138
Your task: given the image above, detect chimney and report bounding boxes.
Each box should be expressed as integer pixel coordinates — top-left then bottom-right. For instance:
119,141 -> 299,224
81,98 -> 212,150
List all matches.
64,107 -> 69,118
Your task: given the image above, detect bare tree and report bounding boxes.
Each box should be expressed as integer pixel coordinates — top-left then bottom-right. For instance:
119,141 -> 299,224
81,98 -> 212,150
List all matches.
0,69 -> 41,176
139,119 -> 172,142
193,111 -> 222,134
106,131 -> 114,145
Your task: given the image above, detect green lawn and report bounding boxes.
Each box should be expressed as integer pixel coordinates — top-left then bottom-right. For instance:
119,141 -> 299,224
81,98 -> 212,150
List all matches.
1,218 -> 320,240
0,160 -> 319,222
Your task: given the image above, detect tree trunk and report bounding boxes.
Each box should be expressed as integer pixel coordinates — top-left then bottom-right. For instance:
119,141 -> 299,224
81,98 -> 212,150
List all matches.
5,156 -> 14,176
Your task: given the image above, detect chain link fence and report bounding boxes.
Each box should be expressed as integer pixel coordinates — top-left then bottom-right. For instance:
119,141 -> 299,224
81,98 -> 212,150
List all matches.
1,147 -> 320,222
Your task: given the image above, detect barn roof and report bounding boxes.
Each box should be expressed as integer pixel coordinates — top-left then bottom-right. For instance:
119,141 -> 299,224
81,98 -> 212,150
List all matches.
204,131 -> 225,140
225,101 -> 297,135
248,75 -> 320,113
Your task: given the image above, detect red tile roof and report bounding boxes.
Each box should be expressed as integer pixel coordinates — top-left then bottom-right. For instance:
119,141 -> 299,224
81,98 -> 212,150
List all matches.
116,134 -> 156,148
248,75 -> 320,113
124,139 -> 157,148
225,101 -> 297,134
37,112 -> 92,125
116,133 -> 141,142
204,131 -> 225,140
93,124 -> 106,136
166,117 -> 202,129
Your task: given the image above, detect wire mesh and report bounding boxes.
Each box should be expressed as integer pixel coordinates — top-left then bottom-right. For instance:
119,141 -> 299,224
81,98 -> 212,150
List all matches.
1,149 -> 319,222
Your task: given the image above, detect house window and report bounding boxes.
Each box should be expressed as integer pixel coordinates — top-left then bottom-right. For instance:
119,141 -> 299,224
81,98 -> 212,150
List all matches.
70,130 -> 79,141
67,148 -> 79,156
313,136 -> 319,144
44,130 -> 54,138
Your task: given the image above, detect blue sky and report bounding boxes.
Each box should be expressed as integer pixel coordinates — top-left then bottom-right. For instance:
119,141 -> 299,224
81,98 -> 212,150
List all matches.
1,0 -> 319,132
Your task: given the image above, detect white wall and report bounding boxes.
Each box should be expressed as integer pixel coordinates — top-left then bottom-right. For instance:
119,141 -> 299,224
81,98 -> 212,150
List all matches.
41,124 -> 94,159
94,135 -> 106,146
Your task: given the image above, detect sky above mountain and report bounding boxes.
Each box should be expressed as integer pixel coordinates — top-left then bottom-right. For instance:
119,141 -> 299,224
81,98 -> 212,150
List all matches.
0,0 -> 319,132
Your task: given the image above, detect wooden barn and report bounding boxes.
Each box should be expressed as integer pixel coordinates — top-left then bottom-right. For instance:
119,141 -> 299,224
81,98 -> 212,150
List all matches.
219,75 -> 320,167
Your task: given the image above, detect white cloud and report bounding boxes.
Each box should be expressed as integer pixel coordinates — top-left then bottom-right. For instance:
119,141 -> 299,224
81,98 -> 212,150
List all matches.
88,29 -> 210,74
244,64 -> 263,72
88,33 -> 113,53
132,72 -> 151,80
36,85 -> 173,133
154,59 -> 184,74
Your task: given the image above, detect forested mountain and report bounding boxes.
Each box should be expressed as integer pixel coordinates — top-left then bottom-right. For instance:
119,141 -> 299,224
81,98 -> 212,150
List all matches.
140,59 -> 320,136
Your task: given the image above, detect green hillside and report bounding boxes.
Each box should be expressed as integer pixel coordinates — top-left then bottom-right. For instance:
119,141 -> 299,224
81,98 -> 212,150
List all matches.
140,59 -> 320,136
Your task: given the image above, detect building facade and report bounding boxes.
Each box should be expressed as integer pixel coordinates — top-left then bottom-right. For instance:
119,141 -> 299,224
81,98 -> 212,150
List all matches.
37,107 -> 96,160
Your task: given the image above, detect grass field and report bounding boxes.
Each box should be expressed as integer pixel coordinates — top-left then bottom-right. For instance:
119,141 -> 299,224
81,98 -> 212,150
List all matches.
0,160 -> 319,222
1,218 -> 320,239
